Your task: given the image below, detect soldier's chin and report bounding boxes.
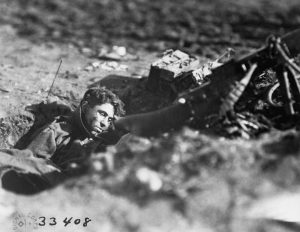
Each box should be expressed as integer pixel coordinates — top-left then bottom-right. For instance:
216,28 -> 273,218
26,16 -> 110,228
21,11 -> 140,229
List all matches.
91,130 -> 100,137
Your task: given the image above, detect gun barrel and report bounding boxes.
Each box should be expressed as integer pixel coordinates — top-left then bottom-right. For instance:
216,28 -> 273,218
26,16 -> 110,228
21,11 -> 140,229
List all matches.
282,28 -> 300,56
114,102 -> 191,137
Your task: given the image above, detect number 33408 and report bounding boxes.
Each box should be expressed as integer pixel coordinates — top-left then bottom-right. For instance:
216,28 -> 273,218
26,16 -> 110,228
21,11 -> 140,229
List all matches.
38,217 -> 91,227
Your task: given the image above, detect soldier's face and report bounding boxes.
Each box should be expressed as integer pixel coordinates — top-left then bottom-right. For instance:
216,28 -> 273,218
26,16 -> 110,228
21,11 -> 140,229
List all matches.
83,103 -> 115,135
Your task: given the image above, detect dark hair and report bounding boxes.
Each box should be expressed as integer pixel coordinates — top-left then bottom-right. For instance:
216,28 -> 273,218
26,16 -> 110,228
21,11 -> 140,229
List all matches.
81,87 -> 125,116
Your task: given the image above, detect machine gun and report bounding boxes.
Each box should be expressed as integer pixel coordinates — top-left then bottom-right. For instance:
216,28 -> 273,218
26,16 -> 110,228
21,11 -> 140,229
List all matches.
115,29 -> 300,137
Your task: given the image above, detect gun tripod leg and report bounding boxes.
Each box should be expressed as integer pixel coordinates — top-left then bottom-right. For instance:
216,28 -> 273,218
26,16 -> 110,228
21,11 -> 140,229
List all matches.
286,65 -> 300,105
277,66 -> 295,115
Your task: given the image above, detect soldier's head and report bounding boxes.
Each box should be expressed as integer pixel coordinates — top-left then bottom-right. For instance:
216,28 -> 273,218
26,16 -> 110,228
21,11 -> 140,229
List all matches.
80,87 -> 125,136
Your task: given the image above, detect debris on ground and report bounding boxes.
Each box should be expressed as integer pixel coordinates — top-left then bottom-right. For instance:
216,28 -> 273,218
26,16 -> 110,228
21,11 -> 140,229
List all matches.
246,190 -> 300,223
191,61 -> 222,84
0,112 -> 34,149
58,70 -> 79,79
98,46 -> 139,61
84,61 -> 101,72
84,61 -> 128,72
211,112 -> 272,139
0,87 -> 11,93
135,167 -> 163,192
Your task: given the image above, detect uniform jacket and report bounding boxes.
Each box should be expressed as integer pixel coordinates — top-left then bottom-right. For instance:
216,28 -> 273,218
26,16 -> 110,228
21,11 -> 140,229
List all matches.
0,106 -> 117,193
2,107 -> 101,171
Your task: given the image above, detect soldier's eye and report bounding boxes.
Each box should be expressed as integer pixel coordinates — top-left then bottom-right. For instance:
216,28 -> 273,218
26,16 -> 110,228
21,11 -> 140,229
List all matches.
98,111 -> 105,116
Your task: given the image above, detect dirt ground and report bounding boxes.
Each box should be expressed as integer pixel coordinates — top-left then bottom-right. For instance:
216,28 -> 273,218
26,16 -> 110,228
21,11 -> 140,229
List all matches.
0,0 -> 300,231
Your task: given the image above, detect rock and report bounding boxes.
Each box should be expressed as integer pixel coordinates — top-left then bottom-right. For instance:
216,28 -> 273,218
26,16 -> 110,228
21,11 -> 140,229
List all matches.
246,190 -> 300,223
136,167 -> 163,192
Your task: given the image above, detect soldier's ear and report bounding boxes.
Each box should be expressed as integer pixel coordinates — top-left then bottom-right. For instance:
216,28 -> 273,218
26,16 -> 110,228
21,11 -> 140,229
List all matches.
81,101 -> 89,113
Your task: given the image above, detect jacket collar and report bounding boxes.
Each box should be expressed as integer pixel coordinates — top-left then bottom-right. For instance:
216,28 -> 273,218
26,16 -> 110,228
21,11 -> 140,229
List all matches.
71,106 -> 93,139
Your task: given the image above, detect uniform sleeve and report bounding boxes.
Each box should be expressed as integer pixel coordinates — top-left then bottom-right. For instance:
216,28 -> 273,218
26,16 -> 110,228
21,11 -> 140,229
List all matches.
0,126 -> 57,160
26,126 -> 57,159
0,126 -> 60,176
0,124 -> 61,186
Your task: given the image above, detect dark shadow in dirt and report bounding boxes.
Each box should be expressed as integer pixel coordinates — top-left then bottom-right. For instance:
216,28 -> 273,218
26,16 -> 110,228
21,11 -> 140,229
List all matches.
1,166 -> 90,195
2,171 -> 54,195
273,220 -> 300,231
89,75 -> 140,90
262,132 -> 300,156
0,113 -> 34,150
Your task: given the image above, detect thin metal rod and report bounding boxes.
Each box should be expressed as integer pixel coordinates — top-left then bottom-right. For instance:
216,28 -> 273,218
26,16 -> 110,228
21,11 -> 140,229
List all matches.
276,43 -> 300,73
287,65 -> 300,103
277,66 -> 295,115
47,59 -> 62,100
215,48 -> 234,62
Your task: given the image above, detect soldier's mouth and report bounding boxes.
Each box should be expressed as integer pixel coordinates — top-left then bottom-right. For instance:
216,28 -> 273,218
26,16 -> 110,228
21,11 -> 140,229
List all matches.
93,127 -> 103,133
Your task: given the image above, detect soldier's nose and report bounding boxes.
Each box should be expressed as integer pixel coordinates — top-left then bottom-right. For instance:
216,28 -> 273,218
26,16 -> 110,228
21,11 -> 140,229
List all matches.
100,118 -> 109,128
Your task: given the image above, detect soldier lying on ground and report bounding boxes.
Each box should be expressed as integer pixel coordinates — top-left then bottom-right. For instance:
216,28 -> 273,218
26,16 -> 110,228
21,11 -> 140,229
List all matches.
1,87 -> 125,194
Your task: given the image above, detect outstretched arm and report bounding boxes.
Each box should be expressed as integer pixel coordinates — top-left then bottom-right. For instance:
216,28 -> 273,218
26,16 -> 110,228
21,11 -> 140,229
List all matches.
114,101 -> 192,137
